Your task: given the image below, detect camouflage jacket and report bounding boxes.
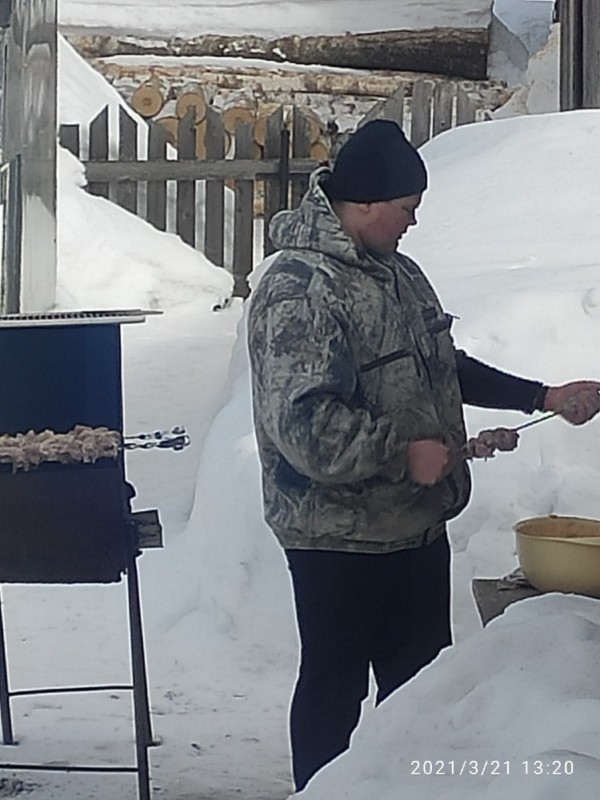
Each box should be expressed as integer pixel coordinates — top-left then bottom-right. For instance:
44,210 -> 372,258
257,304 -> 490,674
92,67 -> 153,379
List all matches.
247,168 -> 472,553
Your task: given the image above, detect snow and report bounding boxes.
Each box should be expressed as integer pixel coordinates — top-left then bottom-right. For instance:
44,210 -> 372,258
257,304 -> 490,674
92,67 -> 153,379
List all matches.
2,3 -> 600,800
494,0 -> 554,55
298,594 -> 600,800
493,22 -> 560,115
60,0 -> 493,38
59,33 -> 136,126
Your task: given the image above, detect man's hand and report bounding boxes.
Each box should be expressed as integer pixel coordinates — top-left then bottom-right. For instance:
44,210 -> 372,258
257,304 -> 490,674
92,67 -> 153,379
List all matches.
544,381 -> 600,425
407,439 -> 454,486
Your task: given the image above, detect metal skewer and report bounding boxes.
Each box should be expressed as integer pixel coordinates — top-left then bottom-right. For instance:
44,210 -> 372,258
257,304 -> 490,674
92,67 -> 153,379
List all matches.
511,411 -> 561,432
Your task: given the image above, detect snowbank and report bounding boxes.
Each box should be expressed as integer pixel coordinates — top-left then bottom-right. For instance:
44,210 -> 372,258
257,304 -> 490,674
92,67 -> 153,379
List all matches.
298,594 -> 600,799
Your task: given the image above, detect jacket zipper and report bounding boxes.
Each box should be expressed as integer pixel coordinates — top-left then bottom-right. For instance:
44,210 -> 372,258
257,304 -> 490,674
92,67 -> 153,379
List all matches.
360,349 -> 413,373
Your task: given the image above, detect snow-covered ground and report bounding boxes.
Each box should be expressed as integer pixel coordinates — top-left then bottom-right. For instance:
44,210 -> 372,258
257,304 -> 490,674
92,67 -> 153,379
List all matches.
2,3 -> 599,800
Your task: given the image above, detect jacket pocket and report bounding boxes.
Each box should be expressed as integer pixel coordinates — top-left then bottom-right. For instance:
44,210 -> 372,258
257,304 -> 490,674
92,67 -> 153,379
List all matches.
275,456 -> 310,493
421,311 -> 455,377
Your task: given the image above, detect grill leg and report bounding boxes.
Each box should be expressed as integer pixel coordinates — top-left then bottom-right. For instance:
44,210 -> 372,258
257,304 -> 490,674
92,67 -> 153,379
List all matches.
126,555 -> 154,800
0,586 -> 15,745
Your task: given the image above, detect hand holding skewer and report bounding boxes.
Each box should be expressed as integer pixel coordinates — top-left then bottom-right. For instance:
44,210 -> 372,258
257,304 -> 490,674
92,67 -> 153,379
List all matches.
543,382 -> 600,425
464,384 -> 600,461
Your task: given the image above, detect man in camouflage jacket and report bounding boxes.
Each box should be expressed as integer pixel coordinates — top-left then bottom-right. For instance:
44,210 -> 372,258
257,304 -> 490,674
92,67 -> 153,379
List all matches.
247,121 -> 600,792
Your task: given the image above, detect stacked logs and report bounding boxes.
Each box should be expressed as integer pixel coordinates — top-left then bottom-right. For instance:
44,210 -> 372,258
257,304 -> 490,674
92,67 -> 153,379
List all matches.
131,80 -> 332,163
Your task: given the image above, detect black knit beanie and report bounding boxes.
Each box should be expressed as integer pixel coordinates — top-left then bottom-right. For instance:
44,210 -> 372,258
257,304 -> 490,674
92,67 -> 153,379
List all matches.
324,120 -> 428,203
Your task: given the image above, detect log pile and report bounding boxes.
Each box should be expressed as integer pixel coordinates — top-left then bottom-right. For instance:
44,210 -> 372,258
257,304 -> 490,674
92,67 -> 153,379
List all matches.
67,28 -> 510,173
147,87 -> 332,163
93,58 -> 448,101
67,27 -> 490,80
84,58 -> 509,155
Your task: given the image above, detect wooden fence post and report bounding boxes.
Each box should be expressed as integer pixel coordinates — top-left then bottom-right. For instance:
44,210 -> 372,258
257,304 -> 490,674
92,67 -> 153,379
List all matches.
232,122 -> 254,297
456,86 -> 478,125
432,82 -> 455,137
146,121 -> 169,231
263,106 -> 284,257
381,85 -> 406,127
409,80 -> 433,148
582,0 -> 600,107
291,107 -> 312,209
559,0 -> 584,110
176,107 -> 197,248
279,127 -> 291,211
359,84 -> 406,128
204,106 -> 226,267
59,124 -> 80,159
117,107 -> 138,214
88,106 -> 109,199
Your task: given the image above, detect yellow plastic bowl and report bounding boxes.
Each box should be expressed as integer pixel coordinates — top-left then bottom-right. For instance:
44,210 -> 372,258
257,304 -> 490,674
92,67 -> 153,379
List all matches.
514,515 -> 600,598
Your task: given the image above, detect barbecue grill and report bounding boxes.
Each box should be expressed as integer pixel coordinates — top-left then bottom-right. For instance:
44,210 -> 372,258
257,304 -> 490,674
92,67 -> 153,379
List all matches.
0,309 -> 170,800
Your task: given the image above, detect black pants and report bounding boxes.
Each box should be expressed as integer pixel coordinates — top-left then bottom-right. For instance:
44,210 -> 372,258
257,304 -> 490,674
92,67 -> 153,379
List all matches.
285,534 -> 452,791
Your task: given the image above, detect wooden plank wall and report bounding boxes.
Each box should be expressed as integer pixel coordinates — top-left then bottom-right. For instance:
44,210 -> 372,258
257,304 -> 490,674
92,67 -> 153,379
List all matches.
559,0 -> 600,109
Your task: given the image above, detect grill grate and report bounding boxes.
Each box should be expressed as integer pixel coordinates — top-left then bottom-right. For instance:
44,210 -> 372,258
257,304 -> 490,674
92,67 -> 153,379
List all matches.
0,309 -> 162,327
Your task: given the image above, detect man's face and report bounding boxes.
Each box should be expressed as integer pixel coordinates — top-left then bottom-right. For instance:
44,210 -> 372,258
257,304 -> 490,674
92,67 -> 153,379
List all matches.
357,193 -> 422,255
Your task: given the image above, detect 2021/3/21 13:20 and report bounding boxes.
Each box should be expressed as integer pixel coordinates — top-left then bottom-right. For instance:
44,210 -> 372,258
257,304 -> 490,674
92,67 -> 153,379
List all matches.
410,759 -> 574,776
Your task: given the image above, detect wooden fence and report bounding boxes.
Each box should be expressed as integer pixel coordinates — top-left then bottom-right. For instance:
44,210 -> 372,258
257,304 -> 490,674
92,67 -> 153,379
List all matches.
60,104 -> 319,298
358,80 -> 483,146
59,79 -> 488,297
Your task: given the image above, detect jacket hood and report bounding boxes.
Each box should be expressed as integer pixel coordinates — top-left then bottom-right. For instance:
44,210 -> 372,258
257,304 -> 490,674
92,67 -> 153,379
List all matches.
269,168 -> 368,269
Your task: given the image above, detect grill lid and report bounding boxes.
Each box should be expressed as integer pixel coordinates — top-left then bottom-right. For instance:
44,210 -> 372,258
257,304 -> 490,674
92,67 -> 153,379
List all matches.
0,309 -> 162,327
